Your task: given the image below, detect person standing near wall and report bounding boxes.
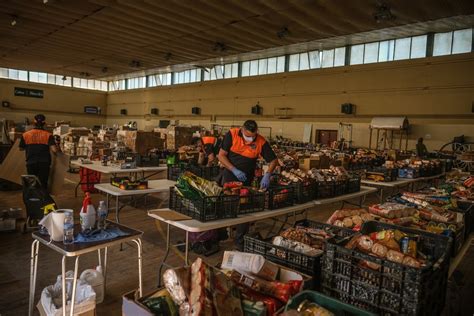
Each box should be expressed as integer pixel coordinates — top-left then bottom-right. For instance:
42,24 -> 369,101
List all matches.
416,137 -> 428,158
19,114 -> 58,190
218,120 -> 279,249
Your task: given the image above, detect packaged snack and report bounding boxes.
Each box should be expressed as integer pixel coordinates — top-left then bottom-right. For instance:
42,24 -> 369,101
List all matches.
386,250 -> 404,263
371,243 -> 388,258
272,236 -> 323,256
221,251 -> 278,281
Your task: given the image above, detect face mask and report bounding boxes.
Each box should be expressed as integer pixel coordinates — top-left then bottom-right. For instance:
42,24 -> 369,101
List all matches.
243,134 -> 255,143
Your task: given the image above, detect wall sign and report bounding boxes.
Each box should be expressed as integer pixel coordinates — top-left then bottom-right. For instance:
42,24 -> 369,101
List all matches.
14,87 -> 44,98
84,106 -> 101,114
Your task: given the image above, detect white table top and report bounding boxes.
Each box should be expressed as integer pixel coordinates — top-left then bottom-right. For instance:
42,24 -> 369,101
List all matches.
148,186 -> 377,232
95,179 -> 176,196
71,160 -> 167,174
361,178 -> 416,188
148,201 -> 316,233
419,173 -> 446,181
313,186 -> 377,205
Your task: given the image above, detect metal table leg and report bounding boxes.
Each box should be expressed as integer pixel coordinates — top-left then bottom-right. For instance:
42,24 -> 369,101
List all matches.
158,223 -> 171,287
29,240 -> 40,316
69,256 -> 80,316
132,239 -> 143,297
61,256 -> 67,316
184,231 -> 189,267
115,195 -> 120,223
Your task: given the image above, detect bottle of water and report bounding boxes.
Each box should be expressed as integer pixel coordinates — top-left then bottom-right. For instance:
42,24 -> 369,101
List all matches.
97,201 -> 107,230
63,211 -> 74,244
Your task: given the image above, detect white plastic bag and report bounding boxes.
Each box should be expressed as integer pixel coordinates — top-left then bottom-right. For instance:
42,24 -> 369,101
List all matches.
40,271 -> 96,316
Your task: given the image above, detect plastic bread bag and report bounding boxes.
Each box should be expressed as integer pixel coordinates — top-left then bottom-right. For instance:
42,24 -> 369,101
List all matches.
221,251 -> 278,281
163,267 -> 191,308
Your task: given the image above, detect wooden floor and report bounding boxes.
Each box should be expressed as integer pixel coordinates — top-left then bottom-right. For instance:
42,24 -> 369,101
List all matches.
0,172 -> 472,315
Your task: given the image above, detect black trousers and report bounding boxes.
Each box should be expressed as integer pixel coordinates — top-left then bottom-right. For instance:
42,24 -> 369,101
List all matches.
27,162 -> 51,190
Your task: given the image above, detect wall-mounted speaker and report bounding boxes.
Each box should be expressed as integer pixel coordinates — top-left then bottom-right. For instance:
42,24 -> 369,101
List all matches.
151,108 -> 159,115
251,103 -> 262,115
120,109 -> 127,115
2,101 -> 10,108
341,103 -> 355,114
192,107 -> 201,115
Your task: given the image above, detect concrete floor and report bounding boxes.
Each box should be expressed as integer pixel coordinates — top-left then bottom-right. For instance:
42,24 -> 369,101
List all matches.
0,171 -> 472,315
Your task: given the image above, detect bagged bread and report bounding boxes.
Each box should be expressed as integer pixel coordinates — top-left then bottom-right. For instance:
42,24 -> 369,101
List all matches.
221,251 -> 278,281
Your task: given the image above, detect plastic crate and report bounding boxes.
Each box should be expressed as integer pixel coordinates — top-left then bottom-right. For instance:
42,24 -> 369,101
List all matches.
266,185 -> 295,210
187,164 -> 221,181
136,155 -> 160,167
316,181 -> 335,199
244,220 -> 355,289
456,202 -> 473,236
284,291 -> 375,316
333,180 -> 346,196
238,190 -> 266,214
398,168 -> 420,179
345,175 -> 361,194
294,181 -> 317,204
167,163 -> 187,181
169,187 -> 239,222
366,168 -> 398,182
321,221 -> 452,316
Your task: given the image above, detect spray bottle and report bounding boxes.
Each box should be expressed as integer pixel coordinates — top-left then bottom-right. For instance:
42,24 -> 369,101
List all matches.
80,192 -> 96,231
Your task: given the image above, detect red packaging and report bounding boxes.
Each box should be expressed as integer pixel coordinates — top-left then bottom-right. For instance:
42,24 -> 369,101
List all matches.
240,287 -> 283,316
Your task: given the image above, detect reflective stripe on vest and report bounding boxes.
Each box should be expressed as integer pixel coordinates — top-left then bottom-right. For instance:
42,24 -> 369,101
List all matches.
229,128 -> 265,159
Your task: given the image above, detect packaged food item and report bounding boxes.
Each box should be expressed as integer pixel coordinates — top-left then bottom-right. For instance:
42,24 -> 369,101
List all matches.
371,243 -> 388,258
296,299 -> 334,316
190,257 -> 216,316
163,267 -> 190,307
402,256 -> 421,268
230,270 -> 295,303
356,235 -> 373,252
272,236 -> 323,256
241,299 -> 266,316
142,289 -> 179,316
240,287 -> 282,316
386,250 -> 404,263
212,272 -> 244,316
221,251 -> 278,281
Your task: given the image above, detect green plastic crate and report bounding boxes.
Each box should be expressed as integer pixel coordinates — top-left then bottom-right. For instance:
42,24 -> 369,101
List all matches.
284,291 -> 375,316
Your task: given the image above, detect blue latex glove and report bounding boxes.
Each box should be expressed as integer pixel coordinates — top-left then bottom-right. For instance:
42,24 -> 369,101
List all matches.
231,167 -> 247,182
260,173 -> 272,189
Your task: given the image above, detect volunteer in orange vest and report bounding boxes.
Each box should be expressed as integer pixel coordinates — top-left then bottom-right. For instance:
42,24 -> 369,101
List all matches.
218,120 -> 278,249
19,114 -> 58,190
201,132 -> 222,166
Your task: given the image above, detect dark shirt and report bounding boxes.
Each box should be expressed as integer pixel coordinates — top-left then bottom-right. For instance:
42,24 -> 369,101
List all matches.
19,128 -> 55,165
204,137 -> 222,157
221,129 -> 276,179
416,143 -> 428,157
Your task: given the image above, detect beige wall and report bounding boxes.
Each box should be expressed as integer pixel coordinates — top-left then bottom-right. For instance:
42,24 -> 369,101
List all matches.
107,53 -> 474,150
0,79 -> 107,127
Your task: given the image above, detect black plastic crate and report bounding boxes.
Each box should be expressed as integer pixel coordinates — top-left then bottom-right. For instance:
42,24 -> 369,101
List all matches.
321,221 -> 452,316
345,175 -> 361,194
244,220 -> 355,289
187,164 -> 221,181
333,180 -> 346,196
294,181 -> 317,204
167,163 -> 187,181
238,190 -> 266,214
169,187 -> 239,222
266,185 -> 295,209
456,202 -> 473,236
316,181 -> 335,199
366,167 -> 398,182
136,155 -> 160,167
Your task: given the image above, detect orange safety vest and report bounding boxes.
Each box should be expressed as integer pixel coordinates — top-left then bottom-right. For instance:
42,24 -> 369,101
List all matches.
229,128 -> 265,159
22,129 -> 51,145
202,136 -> 216,145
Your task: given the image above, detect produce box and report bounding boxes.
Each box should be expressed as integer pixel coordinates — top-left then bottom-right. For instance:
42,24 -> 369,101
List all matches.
244,220 -> 354,290
238,190 -> 266,214
284,290 -> 375,316
122,288 -> 177,316
398,168 -> 420,179
167,163 -> 187,181
110,177 -> 148,190
169,187 -> 239,222
322,221 -> 452,316
266,185 -> 295,210
365,167 -> 398,182
187,164 -> 221,181
294,181 -> 317,204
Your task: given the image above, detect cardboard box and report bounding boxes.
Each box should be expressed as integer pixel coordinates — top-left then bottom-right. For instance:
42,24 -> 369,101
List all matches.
122,288 -> 171,316
298,157 -> 320,171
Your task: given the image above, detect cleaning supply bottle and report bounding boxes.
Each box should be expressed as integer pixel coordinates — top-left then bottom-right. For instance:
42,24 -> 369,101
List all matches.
80,192 -> 96,231
80,266 -> 104,303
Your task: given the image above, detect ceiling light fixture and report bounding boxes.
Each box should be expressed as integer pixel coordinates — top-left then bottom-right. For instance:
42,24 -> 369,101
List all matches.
79,72 -> 91,77
164,53 -> 172,61
61,75 -> 67,81
374,2 -> 395,23
101,67 -> 108,73
277,27 -> 289,39
43,0 -> 48,3
129,60 -> 141,68
10,15 -> 18,26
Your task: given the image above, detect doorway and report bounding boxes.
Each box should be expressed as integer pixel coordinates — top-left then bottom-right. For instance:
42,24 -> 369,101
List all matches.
316,130 -> 338,146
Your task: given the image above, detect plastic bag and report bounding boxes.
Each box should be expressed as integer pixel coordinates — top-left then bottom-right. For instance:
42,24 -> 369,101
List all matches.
40,270 -> 96,316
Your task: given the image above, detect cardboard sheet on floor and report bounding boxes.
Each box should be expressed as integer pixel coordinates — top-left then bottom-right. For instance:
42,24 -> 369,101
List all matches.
0,139 -> 69,196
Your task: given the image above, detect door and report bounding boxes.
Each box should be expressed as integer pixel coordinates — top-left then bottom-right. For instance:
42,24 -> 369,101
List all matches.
317,130 -> 338,146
